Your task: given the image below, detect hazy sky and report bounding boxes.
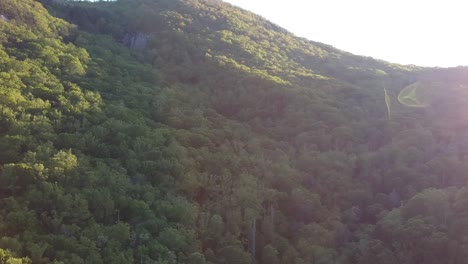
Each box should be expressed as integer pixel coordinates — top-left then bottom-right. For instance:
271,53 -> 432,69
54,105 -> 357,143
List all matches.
222,0 -> 468,67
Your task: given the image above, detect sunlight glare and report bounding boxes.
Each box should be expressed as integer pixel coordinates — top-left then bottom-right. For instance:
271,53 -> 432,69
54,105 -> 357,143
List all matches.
223,0 -> 468,67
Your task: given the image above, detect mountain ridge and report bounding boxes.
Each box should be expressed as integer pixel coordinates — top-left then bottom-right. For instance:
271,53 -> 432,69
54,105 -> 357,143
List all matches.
1,0 -> 468,263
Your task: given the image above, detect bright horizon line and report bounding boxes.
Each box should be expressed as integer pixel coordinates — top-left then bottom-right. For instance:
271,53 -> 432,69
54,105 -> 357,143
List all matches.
222,0 -> 468,68
64,0 -> 468,68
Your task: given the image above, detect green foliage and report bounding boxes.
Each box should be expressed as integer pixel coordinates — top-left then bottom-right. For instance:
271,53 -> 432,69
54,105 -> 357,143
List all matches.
2,0 -> 468,263
0,248 -> 31,264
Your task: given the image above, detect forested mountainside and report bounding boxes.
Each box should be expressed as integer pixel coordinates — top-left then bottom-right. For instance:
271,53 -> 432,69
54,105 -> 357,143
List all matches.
2,0 -> 468,263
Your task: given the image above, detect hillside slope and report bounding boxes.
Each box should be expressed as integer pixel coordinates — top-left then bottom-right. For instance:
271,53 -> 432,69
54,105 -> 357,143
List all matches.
2,0 -> 468,263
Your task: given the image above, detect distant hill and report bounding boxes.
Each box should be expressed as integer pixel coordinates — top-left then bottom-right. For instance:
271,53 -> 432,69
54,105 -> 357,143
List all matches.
1,0 -> 468,263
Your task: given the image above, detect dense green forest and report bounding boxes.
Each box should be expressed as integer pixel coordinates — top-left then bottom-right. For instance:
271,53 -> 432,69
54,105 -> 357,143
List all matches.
2,0 -> 468,263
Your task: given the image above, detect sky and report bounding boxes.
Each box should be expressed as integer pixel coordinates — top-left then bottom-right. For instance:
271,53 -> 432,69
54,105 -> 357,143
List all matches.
222,0 -> 468,67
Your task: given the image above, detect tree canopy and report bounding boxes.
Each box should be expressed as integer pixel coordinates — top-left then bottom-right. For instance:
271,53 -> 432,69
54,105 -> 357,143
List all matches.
1,0 -> 468,263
